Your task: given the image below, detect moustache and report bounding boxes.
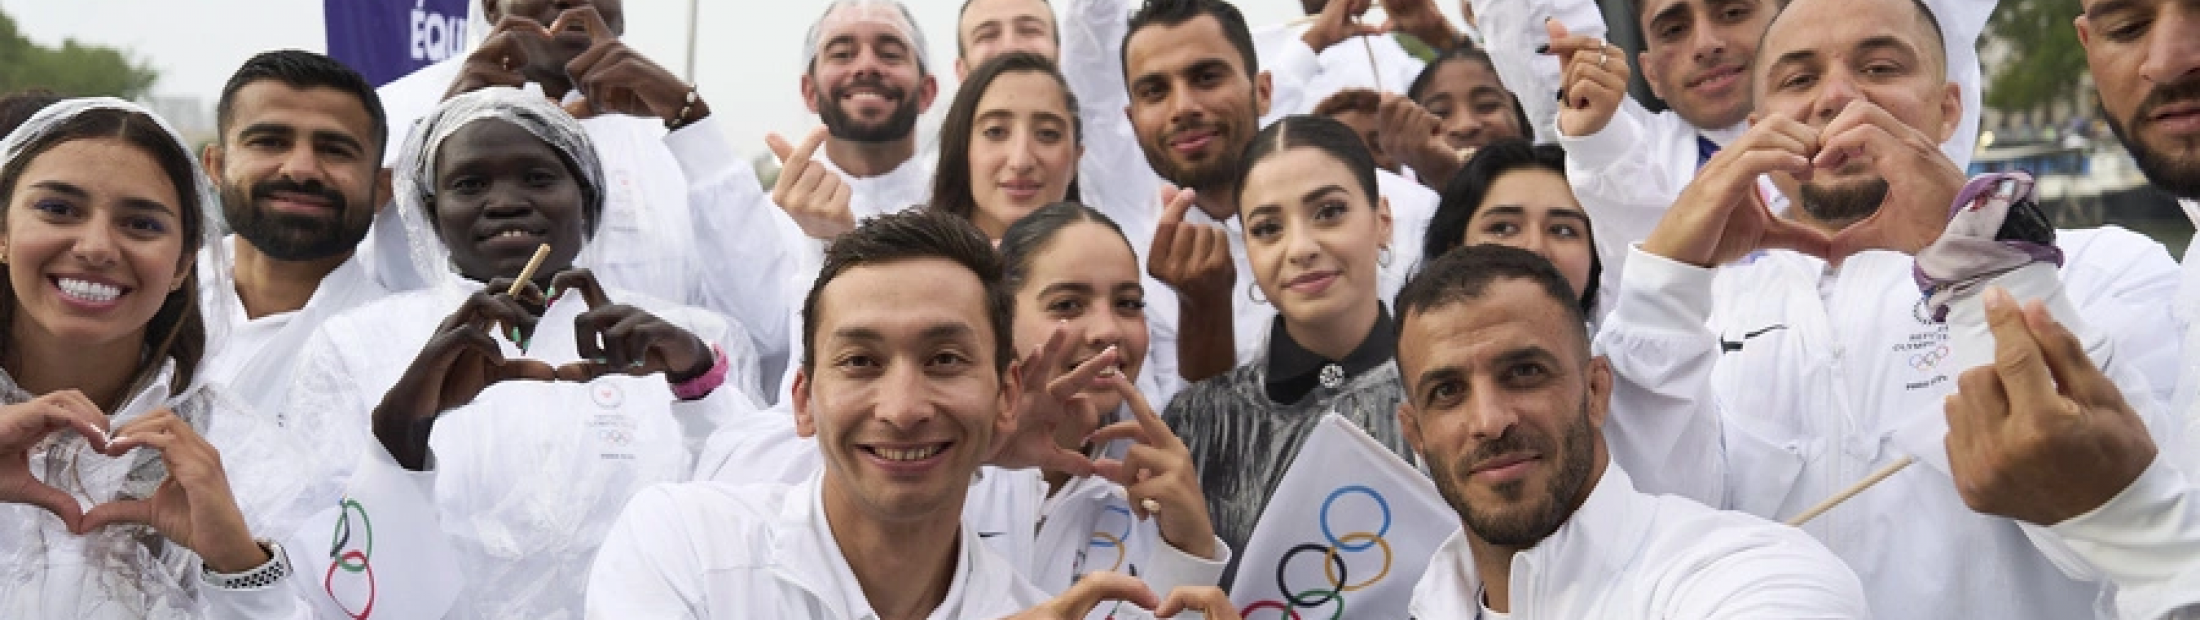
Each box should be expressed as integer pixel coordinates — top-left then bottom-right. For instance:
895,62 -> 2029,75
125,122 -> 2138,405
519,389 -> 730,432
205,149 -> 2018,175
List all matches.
250,178 -> 347,214
831,76 -> 908,102
1459,428 -> 1548,475
2136,79 -> 2200,126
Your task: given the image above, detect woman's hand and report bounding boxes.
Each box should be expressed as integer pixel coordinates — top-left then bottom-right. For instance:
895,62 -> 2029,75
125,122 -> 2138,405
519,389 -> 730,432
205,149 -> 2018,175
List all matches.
0,390 -> 111,530
1089,381 -> 1219,560
80,409 -> 267,572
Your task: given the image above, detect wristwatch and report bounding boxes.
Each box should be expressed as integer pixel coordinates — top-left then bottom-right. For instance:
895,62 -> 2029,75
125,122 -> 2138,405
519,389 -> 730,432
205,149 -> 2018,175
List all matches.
201,538 -> 291,590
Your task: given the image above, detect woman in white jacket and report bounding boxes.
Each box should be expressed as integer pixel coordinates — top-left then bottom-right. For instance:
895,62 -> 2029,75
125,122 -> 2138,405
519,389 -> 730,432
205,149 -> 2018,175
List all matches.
0,97 -> 322,618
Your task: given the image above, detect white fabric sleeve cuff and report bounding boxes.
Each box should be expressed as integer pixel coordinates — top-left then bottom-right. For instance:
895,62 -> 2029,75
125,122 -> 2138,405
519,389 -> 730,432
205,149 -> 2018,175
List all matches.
1557,100 -> 1651,170
1144,534 -> 1231,594
2049,456 -> 2200,619
202,574 -> 310,619
669,373 -> 757,459
1270,39 -> 1322,89
664,115 -> 746,185
1609,244 -> 1718,333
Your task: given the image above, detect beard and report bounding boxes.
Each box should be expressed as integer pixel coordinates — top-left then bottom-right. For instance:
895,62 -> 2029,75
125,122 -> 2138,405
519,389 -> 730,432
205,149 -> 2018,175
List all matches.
1797,177 -> 1891,229
220,178 -> 369,262
1140,120 -> 1249,194
1430,395 -> 1599,548
817,77 -> 921,144
2103,86 -> 2200,200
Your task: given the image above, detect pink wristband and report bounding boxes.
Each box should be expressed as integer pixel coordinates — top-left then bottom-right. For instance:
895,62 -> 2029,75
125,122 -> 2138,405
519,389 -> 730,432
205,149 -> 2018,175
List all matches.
672,345 -> 728,400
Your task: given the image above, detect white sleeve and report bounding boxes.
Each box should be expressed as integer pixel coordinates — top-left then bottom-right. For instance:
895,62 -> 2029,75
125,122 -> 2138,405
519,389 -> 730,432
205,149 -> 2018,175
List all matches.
1590,246 -> 1735,508
202,571 -> 314,619
1063,0 -> 1132,121
1136,530 -> 1231,596
2050,458 -> 2200,620
1258,32 -> 1324,125
1663,528 -> 1874,619
586,486 -> 707,619
2060,227 -> 2186,415
1472,0 -> 1608,144
666,114 -> 795,394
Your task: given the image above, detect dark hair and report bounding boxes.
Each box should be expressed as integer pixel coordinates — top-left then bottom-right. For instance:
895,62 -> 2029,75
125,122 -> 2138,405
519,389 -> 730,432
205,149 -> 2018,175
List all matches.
1120,0 -> 1261,81
931,53 -> 1082,223
800,209 -> 1014,376
0,106 -> 209,392
956,0 -> 1060,60
217,50 -> 389,163
0,91 -> 63,139
1406,47 -> 1533,147
1395,244 -> 1590,357
999,201 -> 1133,295
1425,140 -> 1601,313
1232,115 -> 1381,212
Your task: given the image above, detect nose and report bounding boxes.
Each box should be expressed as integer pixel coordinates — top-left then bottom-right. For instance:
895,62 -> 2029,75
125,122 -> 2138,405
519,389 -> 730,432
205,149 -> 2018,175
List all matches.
1282,222 -> 1322,268
872,361 -> 938,430
1006,130 -> 1039,174
2140,6 -> 2200,86
277,142 -> 328,187
1690,21 -> 1729,64
1083,310 -> 1127,355
1811,71 -> 1863,123
71,214 -> 120,269
1464,381 -> 1520,441
1444,111 -> 1486,146
1167,89 -> 1206,128
481,184 -> 536,218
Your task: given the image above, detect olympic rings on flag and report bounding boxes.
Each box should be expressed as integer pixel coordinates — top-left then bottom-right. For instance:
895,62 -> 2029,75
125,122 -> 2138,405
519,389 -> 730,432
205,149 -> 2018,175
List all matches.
1243,484 -> 1395,618
1090,504 -> 1133,548
1087,531 -> 1127,572
324,498 -> 377,619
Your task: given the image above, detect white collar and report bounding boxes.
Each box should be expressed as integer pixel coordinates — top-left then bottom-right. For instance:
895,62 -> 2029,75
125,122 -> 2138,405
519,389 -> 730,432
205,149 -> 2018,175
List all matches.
1414,463 -> 1652,617
778,472 -> 984,620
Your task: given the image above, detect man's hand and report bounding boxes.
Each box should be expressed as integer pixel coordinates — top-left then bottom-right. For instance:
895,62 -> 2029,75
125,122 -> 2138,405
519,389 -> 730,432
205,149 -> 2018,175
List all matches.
1303,0 -> 1385,53
82,409 -> 268,573
445,17 -> 554,100
554,7 -> 706,126
1944,287 -> 2157,526
1380,0 -> 1459,51
1642,115 -> 1831,267
1375,94 -> 1468,188
767,126 -> 858,240
371,288 -> 558,470
990,324 -> 1120,477
1089,381 -> 1220,560
1006,572 -> 1158,619
1815,100 -> 1968,260
1146,186 -> 1233,299
1546,20 -> 1630,138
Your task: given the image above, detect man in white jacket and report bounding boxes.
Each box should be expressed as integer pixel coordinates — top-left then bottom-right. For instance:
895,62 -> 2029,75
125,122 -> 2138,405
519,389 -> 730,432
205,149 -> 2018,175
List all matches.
1599,0 -> 2183,615
587,211 -> 1209,619
1394,245 -> 1868,618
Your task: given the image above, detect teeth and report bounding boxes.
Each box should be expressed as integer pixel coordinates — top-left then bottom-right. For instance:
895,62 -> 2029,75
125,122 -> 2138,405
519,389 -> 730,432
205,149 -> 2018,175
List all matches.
498,230 -> 529,239
875,445 -> 943,461
1098,364 -> 1123,378
57,278 -> 121,303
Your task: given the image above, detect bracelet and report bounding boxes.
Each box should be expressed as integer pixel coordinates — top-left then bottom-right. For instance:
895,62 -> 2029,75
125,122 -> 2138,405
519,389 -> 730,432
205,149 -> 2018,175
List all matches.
201,538 -> 291,591
666,87 -> 701,131
672,344 -> 728,400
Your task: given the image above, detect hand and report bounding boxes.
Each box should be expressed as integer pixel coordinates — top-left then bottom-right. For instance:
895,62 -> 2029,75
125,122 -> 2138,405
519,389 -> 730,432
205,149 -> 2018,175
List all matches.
990,323 -> 1120,476
1089,380 -> 1219,560
1642,116 -> 1831,267
1158,586 -> 1242,619
554,7 -> 705,125
445,16 -> 555,100
1375,94 -> 1466,187
0,391 -> 111,530
1546,20 -> 1630,137
1146,185 -> 1234,300
767,126 -> 857,240
1815,100 -> 1968,260
1302,0 -> 1384,53
371,288 -> 559,470
1379,0 -> 1458,51
546,269 -> 714,383
1005,571 -> 1160,619
1944,288 -> 2156,526
80,409 -> 268,573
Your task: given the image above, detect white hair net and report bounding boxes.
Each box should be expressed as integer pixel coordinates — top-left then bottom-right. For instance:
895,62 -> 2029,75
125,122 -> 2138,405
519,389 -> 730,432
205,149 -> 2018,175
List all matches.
390,86 -> 606,293
804,0 -> 932,72
0,98 -> 321,618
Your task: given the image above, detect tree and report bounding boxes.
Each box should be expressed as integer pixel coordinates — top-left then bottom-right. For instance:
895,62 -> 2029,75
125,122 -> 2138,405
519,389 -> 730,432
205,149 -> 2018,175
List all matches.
1981,0 -> 2089,115
0,9 -> 159,99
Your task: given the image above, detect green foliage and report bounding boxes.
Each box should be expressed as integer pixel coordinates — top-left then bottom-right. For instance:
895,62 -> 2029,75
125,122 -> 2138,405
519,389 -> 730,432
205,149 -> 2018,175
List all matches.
0,10 -> 159,99
1982,0 -> 2089,113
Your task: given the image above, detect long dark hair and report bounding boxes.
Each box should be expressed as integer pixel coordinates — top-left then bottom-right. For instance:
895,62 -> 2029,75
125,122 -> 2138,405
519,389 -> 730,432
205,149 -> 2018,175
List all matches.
1231,114 -> 1382,211
0,106 -> 209,392
1424,139 -> 1601,313
930,52 -> 1082,223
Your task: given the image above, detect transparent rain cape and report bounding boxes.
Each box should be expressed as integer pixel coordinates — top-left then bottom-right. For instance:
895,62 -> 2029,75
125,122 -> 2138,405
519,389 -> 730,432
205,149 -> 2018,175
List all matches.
0,98 -> 321,618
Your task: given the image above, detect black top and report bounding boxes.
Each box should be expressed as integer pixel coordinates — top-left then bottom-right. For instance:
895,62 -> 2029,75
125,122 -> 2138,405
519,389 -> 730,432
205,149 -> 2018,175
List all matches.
1263,306 -> 1398,405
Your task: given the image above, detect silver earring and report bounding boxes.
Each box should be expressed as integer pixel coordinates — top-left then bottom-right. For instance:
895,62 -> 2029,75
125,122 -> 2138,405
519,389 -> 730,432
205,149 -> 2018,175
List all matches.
1247,284 -> 1268,305
1378,246 -> 1393,268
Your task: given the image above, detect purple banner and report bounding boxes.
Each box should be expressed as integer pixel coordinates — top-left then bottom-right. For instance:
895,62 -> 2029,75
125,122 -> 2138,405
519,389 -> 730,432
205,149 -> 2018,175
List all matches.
325,0 -> 471,86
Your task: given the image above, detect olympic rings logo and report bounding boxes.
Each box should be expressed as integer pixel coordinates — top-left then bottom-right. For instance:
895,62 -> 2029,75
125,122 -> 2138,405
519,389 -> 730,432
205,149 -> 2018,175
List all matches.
1911,344 -> 1950,371
1082,504 -> 1135,575
324,498 -> 377,619
1241,485 -> 1395,619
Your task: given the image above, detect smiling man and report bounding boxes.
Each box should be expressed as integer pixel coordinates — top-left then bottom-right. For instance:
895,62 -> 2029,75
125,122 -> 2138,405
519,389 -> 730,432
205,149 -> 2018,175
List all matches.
1597,0 -> 2185,615
198,50 -> 399,417
1396,245 -> 1864,618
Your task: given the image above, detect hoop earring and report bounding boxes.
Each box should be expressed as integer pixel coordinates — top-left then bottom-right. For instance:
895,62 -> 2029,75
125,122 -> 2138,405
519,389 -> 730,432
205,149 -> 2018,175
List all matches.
1247,284 -> 1268,305
1378,245 -> 1393,268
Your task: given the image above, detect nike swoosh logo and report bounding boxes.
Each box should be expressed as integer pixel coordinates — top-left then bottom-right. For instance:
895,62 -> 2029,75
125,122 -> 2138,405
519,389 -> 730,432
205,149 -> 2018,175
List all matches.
1720,324 -> 1790,353
977,531 -> 1006,538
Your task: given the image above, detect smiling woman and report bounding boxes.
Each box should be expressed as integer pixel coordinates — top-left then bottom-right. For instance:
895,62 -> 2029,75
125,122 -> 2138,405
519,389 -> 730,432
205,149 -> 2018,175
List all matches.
0,97 -> 326,619
929,52 -> 1083,239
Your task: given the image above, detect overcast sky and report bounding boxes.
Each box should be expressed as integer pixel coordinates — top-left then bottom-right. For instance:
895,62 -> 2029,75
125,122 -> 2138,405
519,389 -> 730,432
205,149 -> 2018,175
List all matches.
0,1 -> 1459,159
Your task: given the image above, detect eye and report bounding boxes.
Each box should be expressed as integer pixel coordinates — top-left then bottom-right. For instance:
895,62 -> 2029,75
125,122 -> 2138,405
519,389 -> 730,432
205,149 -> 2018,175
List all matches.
1134,81 -> 1169,104
1037,127 -> 1066,143
1779,72 -> 1818,90
1861,62 -> 1903,77
526,169 -> 562,187
1501,362 -> 1550,387
245,135 -> 286,150
834,353 -> 880,373
1481,220 -> 1521,237
1193,68 -> 1224,88
1424,380 -> 1464,408
1550,222 -> 1582,238
2099,16 -> 2151,42
928,350 -> 974,371
1247,217 -> 1282,240
450,175 -> 488,195
318,142 -> 360,160
1314,200 -> 1350,221
1046,296 -> 1087,316
1115,295 -> 1147,314
1657,22 -> 1686,41
122,215 -> 169,235
1427,101 -> 1455,119
1720,4 -> 1750,21
981,124 -> 1010,141
30,198 -> 77,218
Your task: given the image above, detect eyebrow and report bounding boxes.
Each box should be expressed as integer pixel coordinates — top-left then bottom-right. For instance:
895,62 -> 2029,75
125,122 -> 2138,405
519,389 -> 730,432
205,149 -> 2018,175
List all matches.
1648,0 -> 1694,26
831,322 -> 976,343
1479,205 -> 1590,220
977,109 -> 1071,124
1854,35 -> 1918,60
29,180 -> 179,218
1492,345 -> 1562,368
1248,184 -> 1350,219
1037,282 -> 1095,298
2081,0 -> 2136,16
242,122 -> 366,153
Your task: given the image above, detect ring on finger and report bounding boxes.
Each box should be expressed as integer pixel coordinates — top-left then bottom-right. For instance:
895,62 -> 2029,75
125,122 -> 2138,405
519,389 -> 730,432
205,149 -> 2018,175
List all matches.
1598,49 -> 1609,68
1140,497 -> 1162,514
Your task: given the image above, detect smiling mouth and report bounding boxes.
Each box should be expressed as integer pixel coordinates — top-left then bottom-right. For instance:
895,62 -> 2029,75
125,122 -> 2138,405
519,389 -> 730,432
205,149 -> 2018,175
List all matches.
477,228 -> 548,242
863,443 -> 948,461
1687,65 -> 1745,90
53,276 -> 127,304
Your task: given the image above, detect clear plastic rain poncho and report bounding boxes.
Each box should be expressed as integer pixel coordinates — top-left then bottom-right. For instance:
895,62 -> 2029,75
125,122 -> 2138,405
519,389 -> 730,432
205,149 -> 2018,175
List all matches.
0,98 -> 323,618
279,86 -> 756,619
